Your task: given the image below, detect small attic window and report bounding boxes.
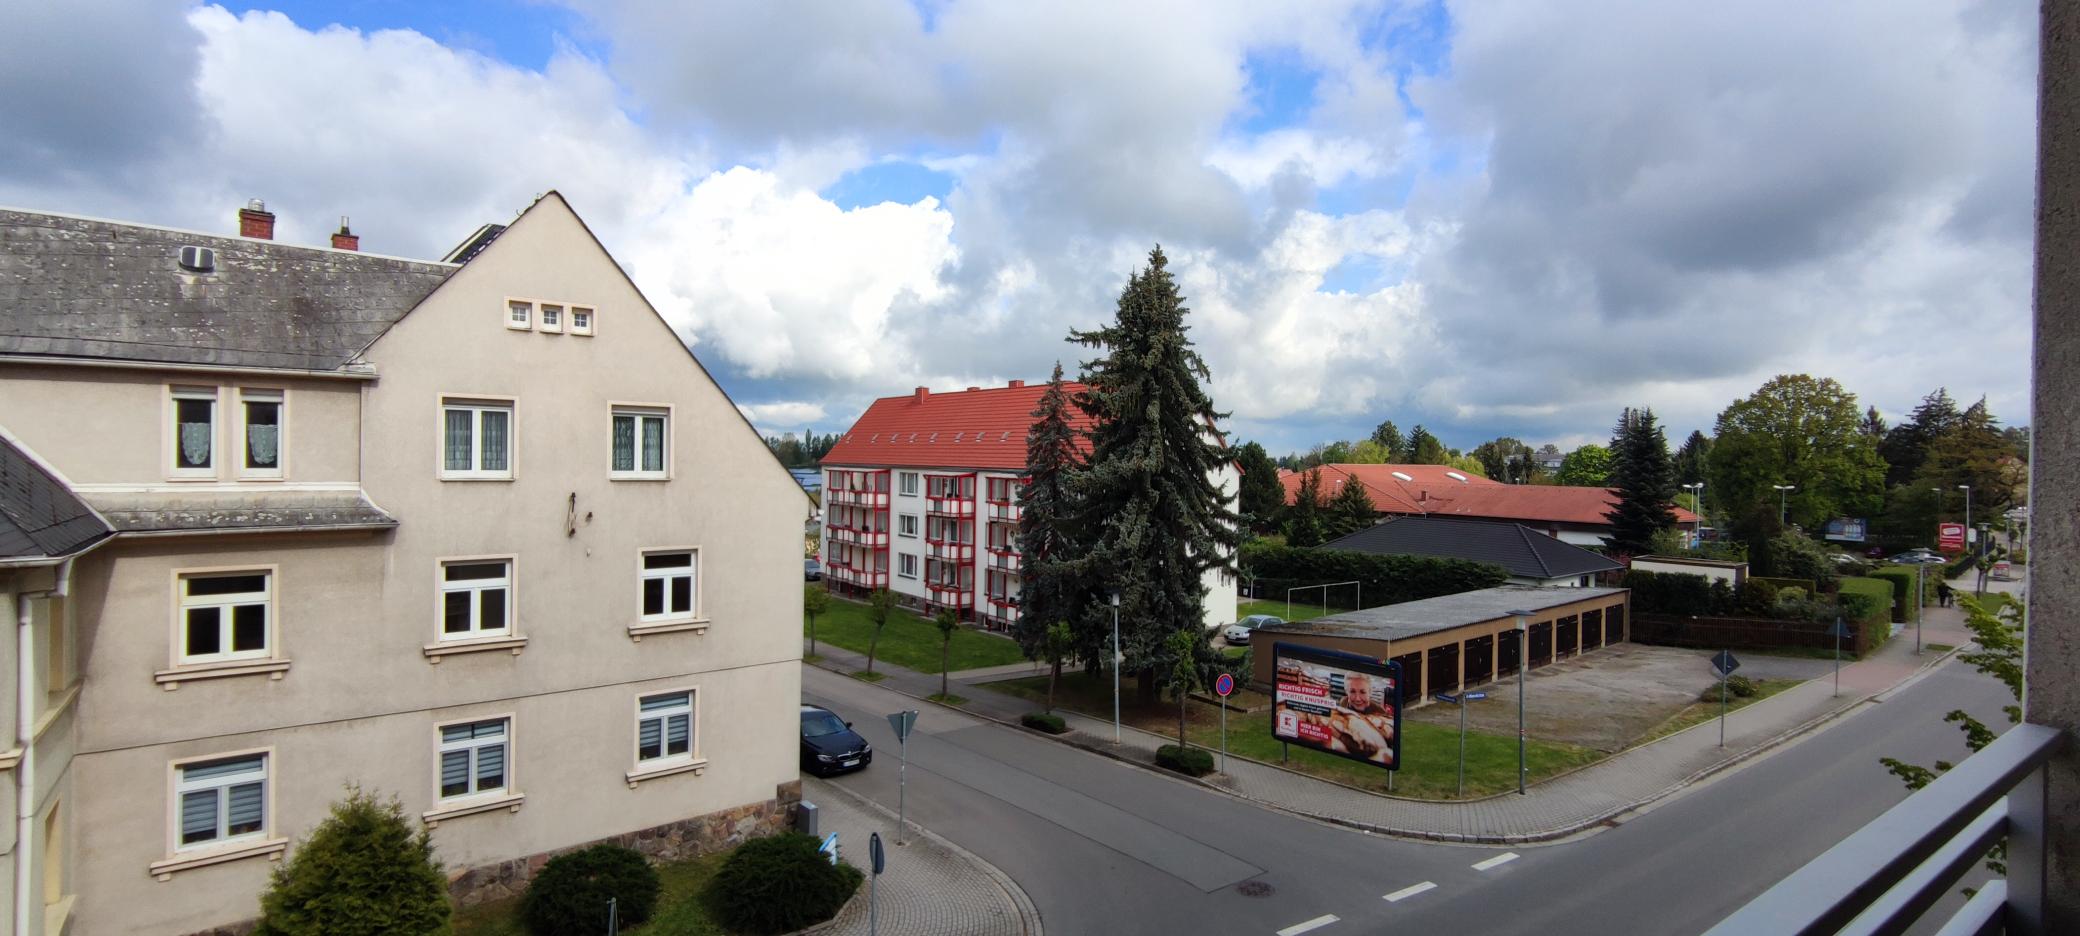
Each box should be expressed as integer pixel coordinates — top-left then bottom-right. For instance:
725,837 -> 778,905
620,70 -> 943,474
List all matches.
953,432 -> 965,442
178,246 -> 216,273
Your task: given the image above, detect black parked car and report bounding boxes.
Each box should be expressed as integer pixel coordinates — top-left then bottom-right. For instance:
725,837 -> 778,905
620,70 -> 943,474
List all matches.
800,704 -> 872,776
805,558 -> 823,581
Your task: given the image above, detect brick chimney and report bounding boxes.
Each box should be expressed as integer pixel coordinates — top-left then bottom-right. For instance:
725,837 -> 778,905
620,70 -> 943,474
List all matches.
330,216 -> 359,251
238,199 -> 275,240
1008,380 -> 1025,388
914,386 -> 929,403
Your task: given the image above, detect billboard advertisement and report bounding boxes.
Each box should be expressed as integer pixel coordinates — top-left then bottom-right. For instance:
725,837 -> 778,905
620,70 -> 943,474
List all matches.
1939,522 -> 1967,553
1271,642 -> 1401,770
1821,518 -> 1867,543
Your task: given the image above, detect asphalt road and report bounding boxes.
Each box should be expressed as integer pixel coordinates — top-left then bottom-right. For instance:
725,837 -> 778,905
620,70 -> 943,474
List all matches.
803,654 -> 2011,936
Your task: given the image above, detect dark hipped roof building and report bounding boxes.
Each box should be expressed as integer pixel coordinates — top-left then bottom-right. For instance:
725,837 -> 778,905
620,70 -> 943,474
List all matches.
1249,585 -> 1631,706
1320,515 -> 1622,587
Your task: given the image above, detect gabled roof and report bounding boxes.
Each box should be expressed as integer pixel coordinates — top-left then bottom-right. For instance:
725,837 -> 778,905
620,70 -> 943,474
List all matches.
1320,516 -> 1621,581
1281,464 -> 1697,527
0,207 -> 454,373
822,383 -> 1096,471
0,436 -> 109,562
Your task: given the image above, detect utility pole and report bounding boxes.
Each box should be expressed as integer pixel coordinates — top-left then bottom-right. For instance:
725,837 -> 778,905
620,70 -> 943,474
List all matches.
1510,610 -> 1533,795
1110,592 -> 1121,744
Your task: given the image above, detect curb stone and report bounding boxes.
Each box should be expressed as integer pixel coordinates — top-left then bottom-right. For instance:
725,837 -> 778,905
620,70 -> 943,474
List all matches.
809,776 -> 1044,936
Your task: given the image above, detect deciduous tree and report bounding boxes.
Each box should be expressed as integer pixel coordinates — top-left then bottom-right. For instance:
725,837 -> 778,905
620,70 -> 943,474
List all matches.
864,588 -> 898,675
1706,374 -> 1885,530
803,586 -> 829,657
1555,444 -> 1613,486
1370,420 -> 1406,459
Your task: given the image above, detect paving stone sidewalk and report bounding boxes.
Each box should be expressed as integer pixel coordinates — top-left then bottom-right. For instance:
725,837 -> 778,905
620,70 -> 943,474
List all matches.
808,601 -> 1976,843
803,776 -> 1042,936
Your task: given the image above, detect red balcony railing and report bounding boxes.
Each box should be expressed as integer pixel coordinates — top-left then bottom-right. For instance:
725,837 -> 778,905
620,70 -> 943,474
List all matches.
927,539 -> 975,562
926,495 -> 974,518
987,549 -> 1021,571
987,500 -> 1020,522
828,525 -> 889,547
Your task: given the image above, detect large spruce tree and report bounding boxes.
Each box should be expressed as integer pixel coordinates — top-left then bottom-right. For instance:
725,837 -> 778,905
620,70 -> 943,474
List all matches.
1235,441 -> 1286,534
1016,363 -> 1092,661
1604,406 -> 1678,557
1285,468 -> 1327,547
1879,388 -> 1961,487
1070,246 -> 1242,701
1325,473 -> 1376,538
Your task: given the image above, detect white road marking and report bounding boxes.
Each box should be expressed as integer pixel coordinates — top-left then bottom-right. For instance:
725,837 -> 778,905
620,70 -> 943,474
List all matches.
1383,881 -> 1438,902
1276,914 -> 1340,935
1472,852 -> 1520,871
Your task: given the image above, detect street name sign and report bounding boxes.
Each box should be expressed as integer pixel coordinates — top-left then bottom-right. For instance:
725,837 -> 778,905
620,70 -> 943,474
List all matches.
1434,692 -> 1460,704
1465,691 -> 1489,701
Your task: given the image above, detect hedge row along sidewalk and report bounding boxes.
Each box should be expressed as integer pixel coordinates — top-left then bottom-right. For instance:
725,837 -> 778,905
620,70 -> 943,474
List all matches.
804,601 -> 1977,843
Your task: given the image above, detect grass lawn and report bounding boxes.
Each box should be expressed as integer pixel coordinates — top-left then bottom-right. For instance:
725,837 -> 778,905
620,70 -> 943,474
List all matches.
1237,599 -> 1336,623
1928,643 -> 1957,653
805,587 -> 1027,674
1644,678 -> 1802,742
454,849 -> 730,936
1963,592 -> 2015,615
990,671 -> 1603,799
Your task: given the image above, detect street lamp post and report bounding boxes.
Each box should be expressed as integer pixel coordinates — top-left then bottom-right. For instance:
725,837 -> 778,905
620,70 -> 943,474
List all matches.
1110,591 -> 1121,744
1958,485 -> 1974,558
1682,482 -> 1705,546
1772,484 -> 1797,526
1510,609 -> 1534,795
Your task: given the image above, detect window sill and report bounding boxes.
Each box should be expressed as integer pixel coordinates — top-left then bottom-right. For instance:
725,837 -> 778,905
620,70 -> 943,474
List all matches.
36,682 -> 81,736
422,792 -> 525,827
625,757 -> 708,788
44,894 -> 73,935
151,837 -> 288,880
423,636 -> 528,662
155,659 -> 292,690
0,748 -> 20,771
438,476 -> 516,483
629,618 -> 709,641
608,474 -> 672,482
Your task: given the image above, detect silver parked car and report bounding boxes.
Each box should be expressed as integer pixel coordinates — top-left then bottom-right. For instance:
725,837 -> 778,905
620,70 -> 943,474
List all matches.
1223,614 -> 1282,645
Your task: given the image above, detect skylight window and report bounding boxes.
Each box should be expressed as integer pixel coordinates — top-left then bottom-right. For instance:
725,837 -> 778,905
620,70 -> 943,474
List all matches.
1391,471 -> 1415,482
1446,471 -> 1468,482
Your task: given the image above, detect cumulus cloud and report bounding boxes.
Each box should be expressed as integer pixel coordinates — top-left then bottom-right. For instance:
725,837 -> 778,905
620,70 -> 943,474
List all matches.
738,401 -> 830,431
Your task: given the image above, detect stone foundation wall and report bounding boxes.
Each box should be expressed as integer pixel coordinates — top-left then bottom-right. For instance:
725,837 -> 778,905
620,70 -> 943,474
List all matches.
448,780 -> 803,909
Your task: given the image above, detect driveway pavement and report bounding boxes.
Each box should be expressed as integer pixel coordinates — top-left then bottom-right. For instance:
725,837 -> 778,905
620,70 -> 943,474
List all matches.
804,776 -> 1040,936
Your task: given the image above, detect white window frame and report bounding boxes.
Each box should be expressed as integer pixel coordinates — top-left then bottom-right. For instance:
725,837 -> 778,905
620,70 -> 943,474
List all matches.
168,386 -> 220,480
435,716 -> 513,802
610,404 -> 672,480
169,751 -> 270,854
638,548 -> 699,623
437,557 -> 514,642
440,397 -> 515,481
506,298 -> 533,331
898,514 -> 920,538
633,689 -> 697,768
538,303 -> 564,334
899,472 -> 920,496
898,554 -> 919,579
236,388 -> 286,480
174,568 -> 275,667
570,306 -> 595,336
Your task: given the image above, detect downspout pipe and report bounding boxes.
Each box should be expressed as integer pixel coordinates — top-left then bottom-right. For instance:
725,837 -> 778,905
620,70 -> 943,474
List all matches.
16,558 -> 72,936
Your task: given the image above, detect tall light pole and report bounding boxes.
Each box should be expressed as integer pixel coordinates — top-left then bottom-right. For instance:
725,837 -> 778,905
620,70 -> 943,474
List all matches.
1772,484 -> 1796,526
1510,609 -> 1534,795
1682,482 -> 1705,546
1110,591 -> 1121,744
1958,484 -> 1974,557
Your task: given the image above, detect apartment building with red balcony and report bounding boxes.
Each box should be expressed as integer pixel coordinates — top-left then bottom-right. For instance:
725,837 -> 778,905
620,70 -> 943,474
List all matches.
820,382 -> 1240,634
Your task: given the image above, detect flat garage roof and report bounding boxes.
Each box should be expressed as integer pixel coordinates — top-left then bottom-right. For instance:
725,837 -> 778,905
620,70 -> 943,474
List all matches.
1256,585 -> 1627,643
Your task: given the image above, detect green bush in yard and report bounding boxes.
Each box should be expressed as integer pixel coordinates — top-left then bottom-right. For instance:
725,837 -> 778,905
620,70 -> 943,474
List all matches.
1701,675 -> 1758,701
706,832 -> 863,935
521,844 -> 660,936
1156,744 -> 1216,777
1021,711 -> 1069,734
255,788 -> 449,936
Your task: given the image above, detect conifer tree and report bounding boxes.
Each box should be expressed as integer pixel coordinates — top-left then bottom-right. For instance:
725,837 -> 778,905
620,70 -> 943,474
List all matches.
1235,441 -> 1286,534
1326,474 -> 1376,538
1370,420 -> 1406,458
1604,406 -> 1678,557
1070,246 -> 1243,702
1285,467 -> 1327,547
1016,363 -> 1092,661
1406,425 -> 1447,464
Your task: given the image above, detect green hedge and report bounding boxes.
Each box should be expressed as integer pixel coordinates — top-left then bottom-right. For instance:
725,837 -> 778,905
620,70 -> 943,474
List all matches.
1754,576 -> 1818,595
1867,566 -> 1933,621
1156,744 -> 1216,777
1020,712 -> 1068,734
1241,543 -> 1509,608
1835,577 -> 1892,626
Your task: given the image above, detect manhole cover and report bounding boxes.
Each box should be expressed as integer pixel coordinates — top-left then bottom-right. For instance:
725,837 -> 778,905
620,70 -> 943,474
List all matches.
1236,881 -> 1275,898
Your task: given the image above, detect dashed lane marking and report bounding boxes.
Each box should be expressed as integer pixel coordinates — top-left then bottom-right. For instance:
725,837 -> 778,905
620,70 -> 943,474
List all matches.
1472,852 -> 1520,871
1383,882 -> 1438,902
1276,914 -> 1340,935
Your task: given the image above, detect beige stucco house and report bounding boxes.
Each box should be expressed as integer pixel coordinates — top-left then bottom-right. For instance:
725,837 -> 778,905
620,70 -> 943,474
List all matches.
0,194 -> 807,935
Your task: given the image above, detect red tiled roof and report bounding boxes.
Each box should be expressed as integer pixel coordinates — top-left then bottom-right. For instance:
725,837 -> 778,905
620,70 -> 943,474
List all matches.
1280,464 -> 1698,528
822,382 -> 1096,471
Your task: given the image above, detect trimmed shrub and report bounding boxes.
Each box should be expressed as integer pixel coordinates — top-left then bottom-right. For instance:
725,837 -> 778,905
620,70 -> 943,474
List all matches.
706,833 -> 863,935
1836,577 -> 1893,625
521,844 -> 660,936
1021,711 -> 1068,734
1736,579 -> 1781,616
1729,674 -> 1758,697
1622,569 -> 1722,616
1156,744 -> 1216,777
255,789 -> 449,936
1754,576 -> 1818,596
1241,543 -> 1508,608
1773,586 -> 1808,605
1868,567 -> 1921,620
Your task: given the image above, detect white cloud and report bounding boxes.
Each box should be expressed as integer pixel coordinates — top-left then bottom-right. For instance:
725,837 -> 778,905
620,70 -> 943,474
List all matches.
737,401 -> 830,430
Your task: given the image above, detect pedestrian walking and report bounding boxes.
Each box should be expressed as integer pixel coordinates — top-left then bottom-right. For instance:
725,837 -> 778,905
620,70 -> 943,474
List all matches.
1937,581 -> 1953,608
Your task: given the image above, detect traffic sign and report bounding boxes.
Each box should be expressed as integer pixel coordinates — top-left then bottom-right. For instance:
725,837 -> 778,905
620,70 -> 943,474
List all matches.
886,710 -> 918,742
1214,673 -> 1236,697
1711,651 -> 1741,676
1465,691 -> 1488,701
869,832 -> 885,875
1434,692 -> 1460,704
819,832 -> 840,866
1826,619 -> 1852,639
